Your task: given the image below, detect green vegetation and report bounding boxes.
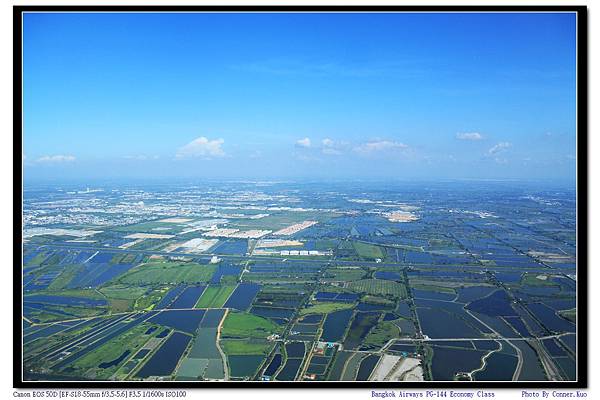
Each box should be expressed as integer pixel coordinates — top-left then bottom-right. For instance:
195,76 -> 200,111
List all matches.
117,261 -> 216,284
221,311 -> 281,339
46,265 -> 81,290
221,339 -> 273,355
300,302 -> 354,315
348,279 -> 407,298
100,284 -> 148,299
322,267 -> 366,282
363,321 -> 400,349
559,308 -> 576,322
25,251 -> 50,266
195,285 -> 236,308
521,273 -> 555,287
352,241 -> 385,259
411,283 -> 457,294
134,287 -> 168,310
99,284 -> 151,312
113,221 -> 183,233
362,295 -> 395,305
220,275 -> 239,285
110,253 -> 138,264
32,288 -> 105,299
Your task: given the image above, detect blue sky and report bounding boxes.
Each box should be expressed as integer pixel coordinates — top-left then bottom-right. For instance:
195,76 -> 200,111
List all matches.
23,12 -> 577,182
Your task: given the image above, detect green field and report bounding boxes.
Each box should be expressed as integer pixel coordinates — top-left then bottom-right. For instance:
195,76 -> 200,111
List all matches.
117,261 -> 216,285
113,221 -> 185,233
221,311 -> 281,339
221,339 -> 273,355
348,279 -> 407,298
322,267 -> 366,282
352,241 -> 386,259
195,285 -> 236,308
521,273 -> 555,287
559,309 -> 576,322
99,284 -> 150,312
100,284 -> 148,300
110,253 -> 138,264
300,301 -> 354,315
46,265 -> 81,290
362,321 -> 400,349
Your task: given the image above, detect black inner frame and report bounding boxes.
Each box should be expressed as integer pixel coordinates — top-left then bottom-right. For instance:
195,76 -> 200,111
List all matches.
13,5 -> 588,389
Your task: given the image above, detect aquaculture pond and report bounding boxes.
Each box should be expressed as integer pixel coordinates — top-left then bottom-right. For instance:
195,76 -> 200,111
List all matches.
24,294 -> 108,307
168,285 -> 206,309
24,323 -> 72,344
356,354 -> 380,380
314,292 -> 359,303
504,316 -> 531,337
430,346 -> 486,380
188,328 -> 220,358
474,341 -> 501,351
276,358 -> 303,381
342,312 -> 380,350
250,306 -> 295,320
527,303 -> 575,333
512,340 -> 548,381
560,334 -> 576,353
466,290 -> 517,317
285,342 -> 306,358
417,308 -> 482,339
396,301 -> 412,318
228,355 -> 265,378
263,353 -> 282,377
374,271 -> 402,281
156,285 -> 187,309
99,350 -> 131,369
149,310 -> 206,333
394,318 -> 417,336
473,352 -> 517,381
321,309 -> 353,343
389,343 -> 417,353
200,308 -> 226,328
135,332 -> 192,378
456,286 -> 497,303
67,262 -> 135,288
300,314 -> 323,324
493,272 -> 522,284
413,289 -> 455,301
212,240 -> 248,255
327,351 -> 354,381
542,338 -> 567,357
210,264 -> 241,284
223,283 -> 261,311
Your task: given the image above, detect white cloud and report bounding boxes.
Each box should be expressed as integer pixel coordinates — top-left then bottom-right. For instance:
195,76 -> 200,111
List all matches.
295,137 -> 311,148
354,140 -> 408,154
487,142 -> 512,155
322,147 -> 342,155
456,132 -> 483,141
176,137 -> 226,159
36,154 -> 76,163
320,138 -> 345,155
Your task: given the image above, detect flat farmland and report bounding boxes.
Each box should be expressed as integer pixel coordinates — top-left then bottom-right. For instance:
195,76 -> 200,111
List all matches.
195,285 -> 237,308
117,262 -> 216,285
347,279 -> 408,298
